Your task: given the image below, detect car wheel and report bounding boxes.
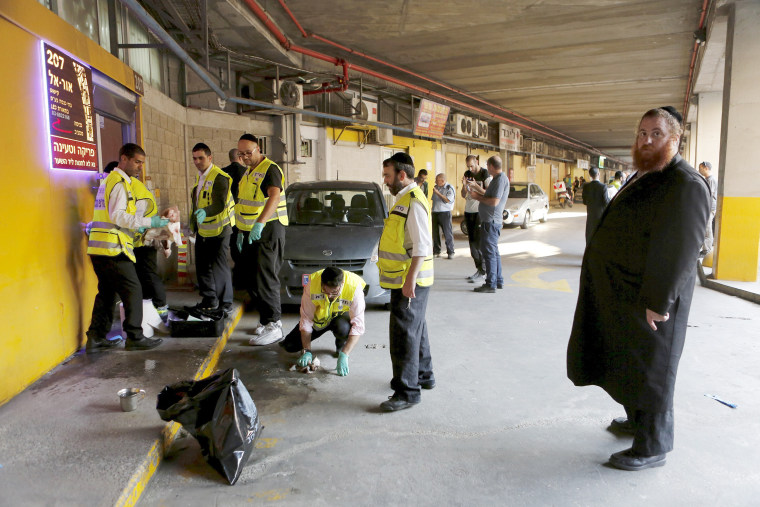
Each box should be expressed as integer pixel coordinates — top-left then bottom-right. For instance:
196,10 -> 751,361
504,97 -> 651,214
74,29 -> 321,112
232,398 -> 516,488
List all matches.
521,210 -> 531,229
539,206 -> 547,223
460,220 -> 468,236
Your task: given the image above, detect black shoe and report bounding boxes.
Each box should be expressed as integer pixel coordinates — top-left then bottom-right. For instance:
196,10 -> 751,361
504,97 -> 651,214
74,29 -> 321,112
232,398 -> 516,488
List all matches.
85,336 -> 123,354
608,417 -> 635,435
380,395 -> 419,412
474,284 -> 495,293
125,336 -> 163,351
419,379 -> 436,390
496,283 -> 503,289
609,448 -> 666,471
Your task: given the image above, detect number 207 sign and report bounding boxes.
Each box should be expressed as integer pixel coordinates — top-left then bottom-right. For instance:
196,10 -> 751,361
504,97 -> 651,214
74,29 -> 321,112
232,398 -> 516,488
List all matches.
42,42 -> 98,171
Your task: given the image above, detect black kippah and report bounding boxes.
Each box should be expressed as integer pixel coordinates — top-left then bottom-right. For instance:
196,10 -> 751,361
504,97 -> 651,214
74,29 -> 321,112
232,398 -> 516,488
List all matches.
390,152 -> 414,167
660,106 -> 683,125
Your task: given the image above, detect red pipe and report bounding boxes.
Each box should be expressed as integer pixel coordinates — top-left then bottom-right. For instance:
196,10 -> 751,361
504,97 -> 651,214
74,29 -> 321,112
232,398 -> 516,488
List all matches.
683,0 -> 711,118
276,0 -> 307,37
304,60 -> 349,95
242,0 -> 608,155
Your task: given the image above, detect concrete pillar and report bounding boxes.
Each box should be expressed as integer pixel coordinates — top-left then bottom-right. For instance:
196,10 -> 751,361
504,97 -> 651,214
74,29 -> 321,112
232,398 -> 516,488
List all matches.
713,0 -> 760,281
694,92 -> 722,170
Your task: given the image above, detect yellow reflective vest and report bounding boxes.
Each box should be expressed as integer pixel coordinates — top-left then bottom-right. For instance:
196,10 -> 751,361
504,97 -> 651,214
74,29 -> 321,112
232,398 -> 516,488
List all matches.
192,165 -> 235,237
309,269 -> 366,331
235,157 -> 288,231
131,177 -> 157,248
378,186 -> 434,289
87,171 -> 137,262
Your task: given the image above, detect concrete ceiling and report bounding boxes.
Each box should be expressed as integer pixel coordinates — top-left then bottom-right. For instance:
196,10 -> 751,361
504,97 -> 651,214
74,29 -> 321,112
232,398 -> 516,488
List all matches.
145,0 -> 710,162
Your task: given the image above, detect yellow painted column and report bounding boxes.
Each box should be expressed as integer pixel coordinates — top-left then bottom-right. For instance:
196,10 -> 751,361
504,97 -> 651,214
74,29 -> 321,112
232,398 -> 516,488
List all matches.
713,0 -> 760,281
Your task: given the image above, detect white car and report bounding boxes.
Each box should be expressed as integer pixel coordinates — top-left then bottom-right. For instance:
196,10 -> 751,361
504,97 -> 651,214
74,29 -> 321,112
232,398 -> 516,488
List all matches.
504,182 -> 549,229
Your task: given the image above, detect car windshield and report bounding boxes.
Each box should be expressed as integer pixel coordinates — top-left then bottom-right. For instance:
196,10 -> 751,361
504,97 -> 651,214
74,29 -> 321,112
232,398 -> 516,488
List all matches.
509,185 -> 528,198
287,187 -> 385,226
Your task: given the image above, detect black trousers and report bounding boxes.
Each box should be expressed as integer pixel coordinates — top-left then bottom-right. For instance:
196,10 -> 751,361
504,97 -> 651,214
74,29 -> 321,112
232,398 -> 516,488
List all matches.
624,406 -> 674,455
280,313 -> 351,352
464,212 -> 483,272
195,229 -> 233,309
230,225 -> 245,289
87,254 -> 144,341
389,286 -> 434,403
134,246 -> 166,308
432,211 -> 455,255
241,221 -> 285,323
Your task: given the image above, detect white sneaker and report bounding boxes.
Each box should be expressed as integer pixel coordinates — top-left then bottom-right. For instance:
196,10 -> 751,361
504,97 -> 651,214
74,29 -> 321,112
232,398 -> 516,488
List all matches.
249,321 -> 283,345
468,271 -> 486,283
465,270 -> 480,280
251,322 -> 265,335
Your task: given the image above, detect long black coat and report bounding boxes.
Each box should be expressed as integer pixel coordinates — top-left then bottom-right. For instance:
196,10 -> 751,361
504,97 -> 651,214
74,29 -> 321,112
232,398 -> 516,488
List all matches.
567,155 -> 710,412
582,179 -> 611,242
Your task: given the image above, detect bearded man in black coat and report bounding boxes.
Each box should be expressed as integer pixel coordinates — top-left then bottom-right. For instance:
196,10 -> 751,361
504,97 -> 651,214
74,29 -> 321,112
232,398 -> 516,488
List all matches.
567,107 -> 710,471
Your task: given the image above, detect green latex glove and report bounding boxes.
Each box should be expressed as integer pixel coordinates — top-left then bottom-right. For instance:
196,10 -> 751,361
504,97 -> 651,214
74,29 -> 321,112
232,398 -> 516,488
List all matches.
150,216 -> 169,228
194,208 -> 206,225
249,222 -> 265,243
336,351 -> 349,376
137,226 -> 147,234
236,231 -> 244,253
297,350 -> 312,368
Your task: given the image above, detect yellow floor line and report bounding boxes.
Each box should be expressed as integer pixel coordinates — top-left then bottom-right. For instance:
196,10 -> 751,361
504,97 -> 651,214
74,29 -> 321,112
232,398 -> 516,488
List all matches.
114,305 -> 244,507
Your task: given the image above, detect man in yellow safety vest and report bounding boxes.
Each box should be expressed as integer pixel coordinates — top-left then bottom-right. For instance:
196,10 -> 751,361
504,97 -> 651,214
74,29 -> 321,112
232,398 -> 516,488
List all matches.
85,143 -> 168,352
236,133 -> 288,345
279,267 -> 366,376
189,142 -> 235,318
377,152 -> 435,411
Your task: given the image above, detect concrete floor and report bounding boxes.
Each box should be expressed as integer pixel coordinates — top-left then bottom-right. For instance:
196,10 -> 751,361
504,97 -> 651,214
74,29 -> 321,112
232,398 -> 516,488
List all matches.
138,209 -> 760,506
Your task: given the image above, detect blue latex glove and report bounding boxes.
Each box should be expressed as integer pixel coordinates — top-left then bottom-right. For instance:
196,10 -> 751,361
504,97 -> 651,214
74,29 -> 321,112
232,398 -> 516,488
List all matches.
194,208 -> 206,225
297,350 -> 312,368
236,231 -> 244,253
137,226 -> 147,234
249,222 -> 264,243
150,216 -> 169,228
336,351 -> 349,376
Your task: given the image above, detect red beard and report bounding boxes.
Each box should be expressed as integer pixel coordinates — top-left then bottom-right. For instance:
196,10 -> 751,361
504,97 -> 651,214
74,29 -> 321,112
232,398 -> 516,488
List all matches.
631,143 -> 674,173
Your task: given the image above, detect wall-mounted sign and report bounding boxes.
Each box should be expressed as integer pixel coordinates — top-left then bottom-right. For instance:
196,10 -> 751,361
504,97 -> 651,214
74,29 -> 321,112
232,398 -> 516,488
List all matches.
577,158 -> 589,170
499,124 -> 520,151
413,99 -> 450,139
42,42 -> 98,171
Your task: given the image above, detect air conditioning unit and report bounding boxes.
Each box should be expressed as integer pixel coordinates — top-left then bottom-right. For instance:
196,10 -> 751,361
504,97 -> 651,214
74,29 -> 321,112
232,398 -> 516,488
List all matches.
376,127 -> 394,145
452,114 -> 473,137
473,120 -> 489,139
254,79 -> 303,110
343,95 -> 378,122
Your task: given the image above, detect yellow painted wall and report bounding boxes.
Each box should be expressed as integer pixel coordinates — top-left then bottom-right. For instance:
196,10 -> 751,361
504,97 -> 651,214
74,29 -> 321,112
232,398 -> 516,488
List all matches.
0,2 -> 139,405
714,196 -> 760,281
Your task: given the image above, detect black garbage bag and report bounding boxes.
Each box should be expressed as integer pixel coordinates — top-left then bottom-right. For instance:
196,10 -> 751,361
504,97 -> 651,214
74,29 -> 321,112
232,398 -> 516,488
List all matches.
156,368 -> 262,485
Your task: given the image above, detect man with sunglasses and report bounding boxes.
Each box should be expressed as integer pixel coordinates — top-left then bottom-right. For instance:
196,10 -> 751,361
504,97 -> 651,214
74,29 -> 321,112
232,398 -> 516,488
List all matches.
279,267 -> 366,376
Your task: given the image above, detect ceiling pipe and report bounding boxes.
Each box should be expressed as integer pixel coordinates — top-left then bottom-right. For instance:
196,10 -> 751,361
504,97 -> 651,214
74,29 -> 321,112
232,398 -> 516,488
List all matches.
275,0 -> 597,152
303,59 -> 349,95
246,0 -> 620,159
682,0 -> 711,118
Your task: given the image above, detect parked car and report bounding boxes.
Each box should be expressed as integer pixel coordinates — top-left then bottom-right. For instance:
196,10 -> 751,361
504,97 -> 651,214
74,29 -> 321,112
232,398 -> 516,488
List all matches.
504,182 -> 549,229
278,180 -> 390,306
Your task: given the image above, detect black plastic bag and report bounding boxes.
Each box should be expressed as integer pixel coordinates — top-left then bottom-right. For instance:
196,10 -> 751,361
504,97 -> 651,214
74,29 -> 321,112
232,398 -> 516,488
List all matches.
156,368 -> 262,485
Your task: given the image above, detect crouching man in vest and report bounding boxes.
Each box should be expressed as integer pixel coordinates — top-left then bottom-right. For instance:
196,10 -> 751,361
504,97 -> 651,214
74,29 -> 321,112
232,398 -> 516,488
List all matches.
279,267 -> 366,376
85,144 -> 168,352
378,153 -> 436,412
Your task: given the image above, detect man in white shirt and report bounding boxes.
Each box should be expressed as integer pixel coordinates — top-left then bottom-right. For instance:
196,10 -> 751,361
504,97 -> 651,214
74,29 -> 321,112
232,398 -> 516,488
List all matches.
85,144 -> 168,352
279,267 -> 366,376
431,173 -> 456,259
461,155 -> 491,282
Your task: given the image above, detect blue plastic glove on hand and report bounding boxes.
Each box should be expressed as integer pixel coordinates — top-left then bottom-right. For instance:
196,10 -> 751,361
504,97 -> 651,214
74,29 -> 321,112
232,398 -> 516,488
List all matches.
193,208 -> 206,225
137,226 -> 147,234
297,350 -> 312,368
236,232 -> 244,253
249,222 -> 264,243
150,215 -> 169,228
336,351 -> 349,376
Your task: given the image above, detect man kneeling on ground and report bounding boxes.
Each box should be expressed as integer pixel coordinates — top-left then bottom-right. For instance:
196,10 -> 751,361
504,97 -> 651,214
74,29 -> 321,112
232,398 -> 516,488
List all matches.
279,267 -> 366,376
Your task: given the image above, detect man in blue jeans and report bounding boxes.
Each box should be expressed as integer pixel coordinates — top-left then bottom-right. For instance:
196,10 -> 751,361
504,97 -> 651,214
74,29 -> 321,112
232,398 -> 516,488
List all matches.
467,155 -> 509,293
